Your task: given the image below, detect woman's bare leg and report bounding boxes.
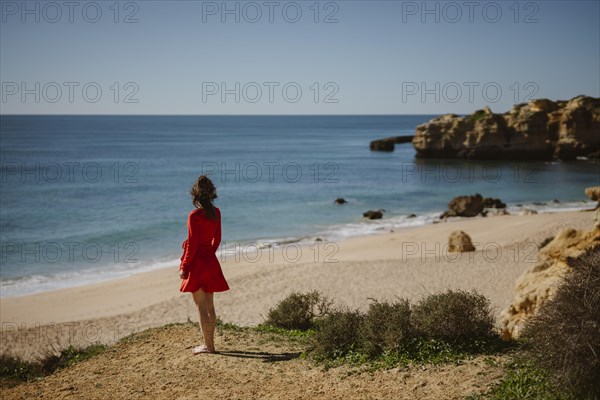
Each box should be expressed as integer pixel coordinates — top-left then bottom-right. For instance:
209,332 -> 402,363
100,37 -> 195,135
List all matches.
192,289 -> 216,353
206,291 -> 216,325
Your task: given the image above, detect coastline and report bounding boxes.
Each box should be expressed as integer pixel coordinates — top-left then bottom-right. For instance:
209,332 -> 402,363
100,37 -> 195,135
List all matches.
1,199 -> 595,299
1,208 -> 597,358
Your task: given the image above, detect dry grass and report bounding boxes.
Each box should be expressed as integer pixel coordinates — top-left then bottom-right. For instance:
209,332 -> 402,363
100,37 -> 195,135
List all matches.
521,246 -> 600,399
411,290 -> 495,344
359,299 -> 413,357
264,291 -> 332,331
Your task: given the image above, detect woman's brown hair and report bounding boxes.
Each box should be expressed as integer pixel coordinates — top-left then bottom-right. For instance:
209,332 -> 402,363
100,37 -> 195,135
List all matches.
190,175 -> 218,220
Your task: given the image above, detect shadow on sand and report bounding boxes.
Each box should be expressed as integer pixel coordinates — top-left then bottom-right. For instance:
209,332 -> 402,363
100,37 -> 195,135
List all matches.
216,350 -> 301,362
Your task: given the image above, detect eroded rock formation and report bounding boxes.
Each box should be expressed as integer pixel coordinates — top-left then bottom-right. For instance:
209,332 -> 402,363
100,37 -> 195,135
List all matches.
500,225 -> 600,339
412,96 -> 600,160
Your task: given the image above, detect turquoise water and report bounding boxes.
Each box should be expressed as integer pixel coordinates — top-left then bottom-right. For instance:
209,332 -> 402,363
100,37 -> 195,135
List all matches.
1,115 -> 598,296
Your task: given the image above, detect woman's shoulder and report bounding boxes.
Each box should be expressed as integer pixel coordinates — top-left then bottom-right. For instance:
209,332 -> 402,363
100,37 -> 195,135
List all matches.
189,207 -> 220,218
189,208 -> 204,217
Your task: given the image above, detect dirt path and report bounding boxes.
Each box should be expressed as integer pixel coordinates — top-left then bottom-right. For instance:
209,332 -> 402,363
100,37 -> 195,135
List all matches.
2,324 -> 506,400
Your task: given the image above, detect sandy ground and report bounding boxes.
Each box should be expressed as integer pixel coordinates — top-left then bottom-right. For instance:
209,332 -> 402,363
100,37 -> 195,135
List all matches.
1,323 -> 507,400
1,209 -> 596,359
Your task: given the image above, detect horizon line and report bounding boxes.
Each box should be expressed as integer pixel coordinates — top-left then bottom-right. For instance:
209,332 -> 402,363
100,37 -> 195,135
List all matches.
0,113 -> 448,117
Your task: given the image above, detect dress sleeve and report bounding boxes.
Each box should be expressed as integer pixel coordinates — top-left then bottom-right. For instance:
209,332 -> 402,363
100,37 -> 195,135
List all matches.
180,213 -> 200,271
212,209 -> 221,253
179,239 -> 188,268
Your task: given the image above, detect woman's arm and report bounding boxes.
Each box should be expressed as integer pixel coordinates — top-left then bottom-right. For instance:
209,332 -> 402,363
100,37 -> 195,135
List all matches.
180,212 -> 200,271
212,210 -> 221,253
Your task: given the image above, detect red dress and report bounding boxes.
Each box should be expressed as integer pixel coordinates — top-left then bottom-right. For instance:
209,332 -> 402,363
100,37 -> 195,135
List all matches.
179,207 -> 230,293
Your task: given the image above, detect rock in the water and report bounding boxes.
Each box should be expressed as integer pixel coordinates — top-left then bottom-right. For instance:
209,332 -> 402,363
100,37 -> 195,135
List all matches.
412,95 -> 600,160
389,135 -> 414,144
363,210 -> 383,219
370,139 -> 395,151
483,197 -> 506,209
493,208 -> 510,216
335,198 -> 347,205
448,231 -> 476,252
447,193 -> 484,217
407,214 -> 417,219
370,135 -> 414,152
500,227 -> 600,339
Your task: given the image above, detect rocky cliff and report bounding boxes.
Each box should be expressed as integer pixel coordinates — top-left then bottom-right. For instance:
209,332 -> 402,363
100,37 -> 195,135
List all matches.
412,96 -> 600,160
500,224 -> 600,339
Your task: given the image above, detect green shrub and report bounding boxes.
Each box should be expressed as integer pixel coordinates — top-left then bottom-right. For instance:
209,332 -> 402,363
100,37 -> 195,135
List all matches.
488,359 -> 568,400
276,290 -> 506,368
359,299 -> 413,357
411,290 -> 495,343
39,344 -> 106,373
310,308 -> 363,360
521,246 -> 600,399
0,343 -> 106,387
265,291 -> 332,331
0,354 -> 40,383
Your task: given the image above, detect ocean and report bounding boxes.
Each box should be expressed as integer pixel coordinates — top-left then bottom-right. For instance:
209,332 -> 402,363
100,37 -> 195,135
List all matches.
1,115 -> 598,297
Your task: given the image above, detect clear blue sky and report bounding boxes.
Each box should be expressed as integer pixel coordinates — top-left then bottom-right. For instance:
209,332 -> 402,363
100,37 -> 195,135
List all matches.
1,0 -> 598,114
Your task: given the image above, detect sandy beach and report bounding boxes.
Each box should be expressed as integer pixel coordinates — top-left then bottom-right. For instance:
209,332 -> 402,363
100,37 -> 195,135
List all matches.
1,209 -> 596,359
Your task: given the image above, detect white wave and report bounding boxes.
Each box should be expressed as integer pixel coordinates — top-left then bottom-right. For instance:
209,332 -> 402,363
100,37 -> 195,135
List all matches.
313,212 -> 440,241
0,257 -> 181,298
507,200 -> 596,214
2,199 -> 594,298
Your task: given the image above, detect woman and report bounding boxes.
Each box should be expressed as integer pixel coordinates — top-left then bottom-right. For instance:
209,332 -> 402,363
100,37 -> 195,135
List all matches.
179,175 -> 230,354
